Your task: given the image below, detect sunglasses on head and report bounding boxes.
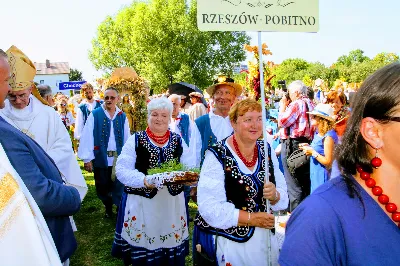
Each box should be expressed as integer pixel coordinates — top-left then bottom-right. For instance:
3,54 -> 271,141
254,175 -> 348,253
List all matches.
105,96 -> 116,100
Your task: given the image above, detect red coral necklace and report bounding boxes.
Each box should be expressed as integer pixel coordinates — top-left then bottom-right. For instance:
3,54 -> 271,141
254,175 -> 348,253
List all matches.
146,127 -> 170,145
357,160 -> 400,228
232,134 -> 258,168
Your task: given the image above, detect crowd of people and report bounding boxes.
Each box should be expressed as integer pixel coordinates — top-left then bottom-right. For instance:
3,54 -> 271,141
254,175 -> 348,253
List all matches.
1,44 -> 400,266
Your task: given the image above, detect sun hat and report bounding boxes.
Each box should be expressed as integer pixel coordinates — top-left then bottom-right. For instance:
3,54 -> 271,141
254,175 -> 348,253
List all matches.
307,103 -> 335,121
206,75 -> 242,97
189,92 -> 203,98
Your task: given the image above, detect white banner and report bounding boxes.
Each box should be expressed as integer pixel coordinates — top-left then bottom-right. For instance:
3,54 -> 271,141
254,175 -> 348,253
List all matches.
197,0 -> 319,32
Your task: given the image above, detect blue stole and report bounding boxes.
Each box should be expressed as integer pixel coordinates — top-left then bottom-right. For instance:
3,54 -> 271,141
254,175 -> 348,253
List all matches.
195,114 -> 218,166
92,108 -> 126,168
177,113 -> 190,146
79,100 -> 103,125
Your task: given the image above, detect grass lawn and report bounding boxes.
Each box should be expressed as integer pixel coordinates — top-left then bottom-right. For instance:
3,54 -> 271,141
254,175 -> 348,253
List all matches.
70,161 -> 197,266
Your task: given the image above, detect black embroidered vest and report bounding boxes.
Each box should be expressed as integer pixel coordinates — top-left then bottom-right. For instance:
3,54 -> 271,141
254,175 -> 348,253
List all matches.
124,131 -> 184,198
194,139 -> 276,243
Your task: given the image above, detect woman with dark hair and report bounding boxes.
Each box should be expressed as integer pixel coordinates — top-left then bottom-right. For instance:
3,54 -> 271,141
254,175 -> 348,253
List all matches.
279,63 -> 400,266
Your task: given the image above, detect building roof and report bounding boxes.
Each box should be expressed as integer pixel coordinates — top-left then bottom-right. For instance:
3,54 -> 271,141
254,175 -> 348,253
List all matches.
34,61 -> 70,75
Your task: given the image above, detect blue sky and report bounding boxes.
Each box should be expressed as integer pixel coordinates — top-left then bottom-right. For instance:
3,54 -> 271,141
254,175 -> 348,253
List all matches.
1,0 -> 399,84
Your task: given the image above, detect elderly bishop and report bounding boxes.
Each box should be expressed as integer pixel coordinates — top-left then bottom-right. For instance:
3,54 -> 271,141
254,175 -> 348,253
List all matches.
0,46 -> 87,200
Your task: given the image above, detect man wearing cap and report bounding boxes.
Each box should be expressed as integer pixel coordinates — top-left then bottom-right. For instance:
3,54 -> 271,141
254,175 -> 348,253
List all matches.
78,87 -> 130,218
0,45 -> 87,200
193,75 -> 242,167
74,82 -> 103,140
0,47 -> 81,264
278,80 -> 315,211
188,91 -> 207,121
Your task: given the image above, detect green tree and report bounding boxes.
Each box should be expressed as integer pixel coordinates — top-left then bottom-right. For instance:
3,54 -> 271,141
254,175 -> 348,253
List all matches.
372,52 -> 399,64
89,0 -> 250,93
271,58 -> 310,87
69,68 -> 83,81
336,49 -> 370,67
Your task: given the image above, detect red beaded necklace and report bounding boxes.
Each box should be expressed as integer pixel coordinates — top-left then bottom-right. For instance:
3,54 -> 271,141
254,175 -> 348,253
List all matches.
146,127 -> 170,145
232,134 -> 258,168
357,157 -> 400,228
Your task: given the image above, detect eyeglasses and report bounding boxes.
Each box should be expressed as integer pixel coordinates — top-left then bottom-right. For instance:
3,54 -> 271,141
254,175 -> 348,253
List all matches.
8,94 -> 29,101
60,103 -> 67,107
104,96 -> 116,100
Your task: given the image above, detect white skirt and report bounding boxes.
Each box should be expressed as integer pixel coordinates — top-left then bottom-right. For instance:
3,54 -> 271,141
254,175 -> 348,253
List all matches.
120,188 -> 189,250
215,227 -> 279,266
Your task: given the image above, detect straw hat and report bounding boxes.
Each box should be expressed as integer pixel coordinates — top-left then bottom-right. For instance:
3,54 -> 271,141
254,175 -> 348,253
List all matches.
6,45 -> 49,106
206,75 -> 242,97
307,103 -> 335,121
189,91 -> 203,98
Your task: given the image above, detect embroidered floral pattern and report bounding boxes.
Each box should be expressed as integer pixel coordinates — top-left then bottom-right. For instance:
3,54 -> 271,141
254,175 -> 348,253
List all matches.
123,214 -> 156,244
160,216 -> 187,243
124,214 -> 187,245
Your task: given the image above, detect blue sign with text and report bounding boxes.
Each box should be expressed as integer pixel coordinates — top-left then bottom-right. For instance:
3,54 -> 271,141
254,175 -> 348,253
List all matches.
59,81 -> 86,90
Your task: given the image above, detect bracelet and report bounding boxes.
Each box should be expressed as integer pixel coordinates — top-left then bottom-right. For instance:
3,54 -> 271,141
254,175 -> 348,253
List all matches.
247,212 -> 251,227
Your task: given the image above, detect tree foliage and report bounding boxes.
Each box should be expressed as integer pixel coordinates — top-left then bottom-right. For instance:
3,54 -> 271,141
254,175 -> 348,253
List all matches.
271,49 -> 399,88
89,0 -> 250,94
69,68 -> 83,81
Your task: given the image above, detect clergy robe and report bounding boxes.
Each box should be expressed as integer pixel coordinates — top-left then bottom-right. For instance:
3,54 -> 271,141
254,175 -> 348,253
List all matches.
0,116 -> 81,262
0,96 -> 87,200
0,142 -> 62,266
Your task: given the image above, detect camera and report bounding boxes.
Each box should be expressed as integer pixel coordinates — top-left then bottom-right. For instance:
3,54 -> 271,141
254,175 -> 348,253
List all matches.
277,80 -> 289,100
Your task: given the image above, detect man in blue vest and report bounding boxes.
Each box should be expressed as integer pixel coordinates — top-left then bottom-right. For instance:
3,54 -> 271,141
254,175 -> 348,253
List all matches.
193,75 -> 242,167
78,87 -> 130,218
0,49 -> 81,265
74,82 -> 103,140
168,93 -> 197,221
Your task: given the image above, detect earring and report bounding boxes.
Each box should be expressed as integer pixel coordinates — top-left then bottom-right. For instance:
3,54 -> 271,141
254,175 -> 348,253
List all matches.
371,149 -> 382,169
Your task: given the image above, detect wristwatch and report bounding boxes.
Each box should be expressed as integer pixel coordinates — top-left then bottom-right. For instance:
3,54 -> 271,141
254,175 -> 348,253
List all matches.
312,150 -> 320,158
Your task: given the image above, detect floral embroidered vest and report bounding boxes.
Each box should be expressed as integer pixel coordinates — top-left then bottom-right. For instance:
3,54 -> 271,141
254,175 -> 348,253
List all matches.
194,139 -> 276,243
124,130 -> 184,198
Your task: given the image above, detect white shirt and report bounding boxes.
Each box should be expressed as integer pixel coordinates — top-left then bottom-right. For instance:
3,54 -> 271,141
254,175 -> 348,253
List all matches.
77,105 -> 130,166
188,103 -> 207,121
193,109 -> 233,166
197,141 -> 288,229
58,111 -> 75,127
169,112 -> 198,163
74,100 -> 99,140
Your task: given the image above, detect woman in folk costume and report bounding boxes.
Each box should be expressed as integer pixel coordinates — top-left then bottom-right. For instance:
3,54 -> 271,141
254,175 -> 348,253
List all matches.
188,91 -> 207,121
112,97 -> 196,265
194,99 -> 288,266
0,141 -> 62,266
